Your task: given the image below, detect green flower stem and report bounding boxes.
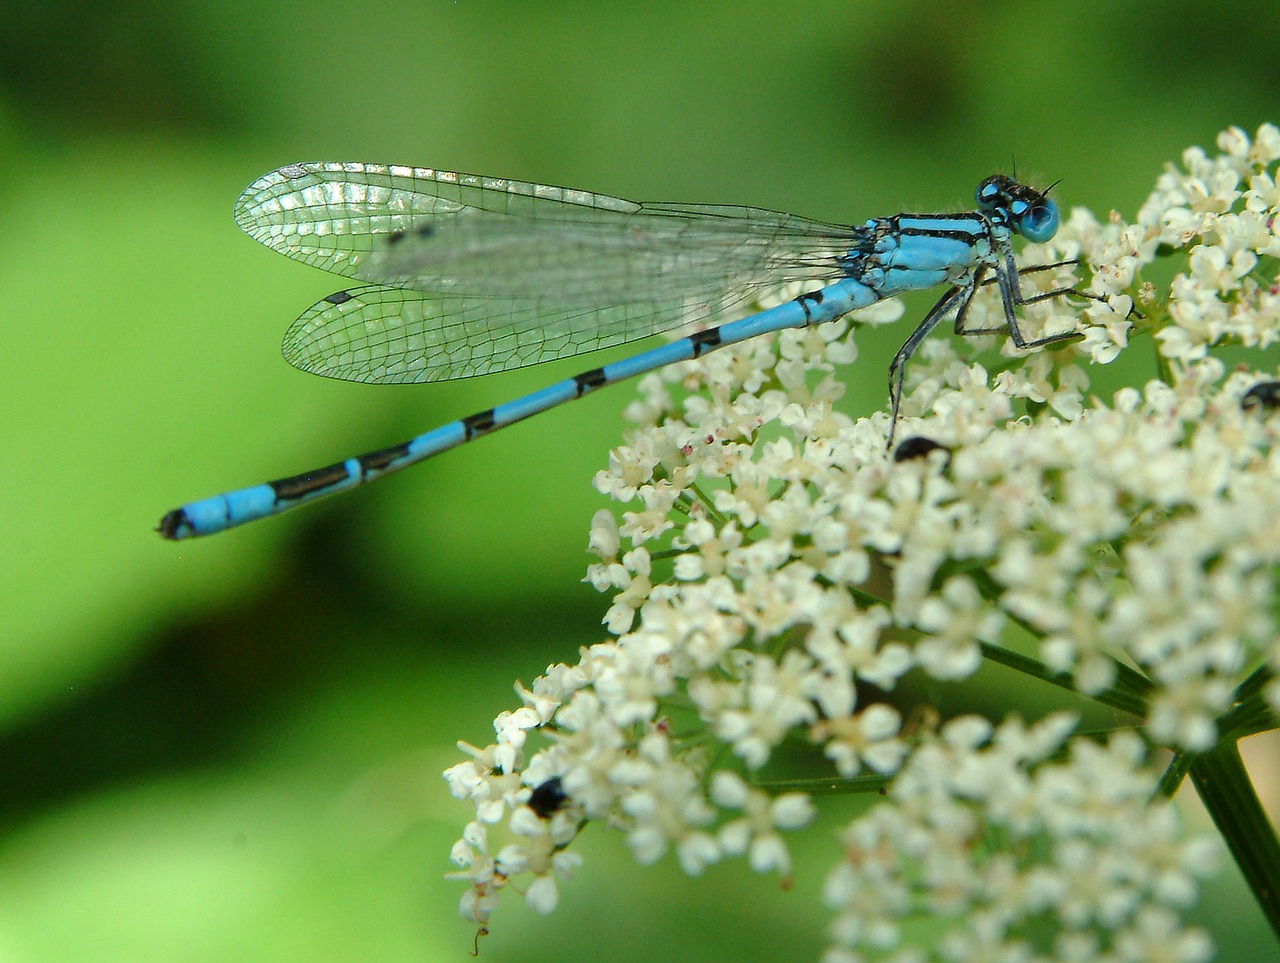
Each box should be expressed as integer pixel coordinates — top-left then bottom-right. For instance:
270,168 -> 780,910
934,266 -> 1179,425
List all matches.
1218,695 -> 1280,742
1188,742 -> 1280,941
976,640 -> 1149,717
1157,751 -> 1196,799
967,567 -> 1153,714
1235,664 -> 1275,705
757,773 -> 890,795
1152,336 -> 1176,386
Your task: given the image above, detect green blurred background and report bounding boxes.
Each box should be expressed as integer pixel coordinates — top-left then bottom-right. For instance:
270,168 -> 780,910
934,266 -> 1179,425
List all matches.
2,1 -> 1278,959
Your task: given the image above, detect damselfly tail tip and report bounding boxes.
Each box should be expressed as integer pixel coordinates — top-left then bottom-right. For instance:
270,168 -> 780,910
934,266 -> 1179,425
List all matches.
156,509 -> 191,540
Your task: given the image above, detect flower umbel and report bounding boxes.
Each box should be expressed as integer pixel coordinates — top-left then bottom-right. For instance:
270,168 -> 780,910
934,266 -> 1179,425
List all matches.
448,125 -> 1280,958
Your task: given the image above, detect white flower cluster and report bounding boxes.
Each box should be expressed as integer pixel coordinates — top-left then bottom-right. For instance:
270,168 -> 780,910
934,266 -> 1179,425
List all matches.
445,124 -> 1280,957
823,715 -> 1217,963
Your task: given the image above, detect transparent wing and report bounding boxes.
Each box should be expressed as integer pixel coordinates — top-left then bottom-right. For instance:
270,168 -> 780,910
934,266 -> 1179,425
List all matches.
282,283 -> 768,384
235,162 -> 855,306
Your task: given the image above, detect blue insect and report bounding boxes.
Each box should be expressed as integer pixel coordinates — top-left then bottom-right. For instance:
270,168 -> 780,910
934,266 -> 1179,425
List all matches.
159,163 -> 1078,539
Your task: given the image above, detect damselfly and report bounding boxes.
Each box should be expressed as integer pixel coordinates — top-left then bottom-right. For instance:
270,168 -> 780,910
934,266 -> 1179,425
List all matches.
159,163 -> 1078,539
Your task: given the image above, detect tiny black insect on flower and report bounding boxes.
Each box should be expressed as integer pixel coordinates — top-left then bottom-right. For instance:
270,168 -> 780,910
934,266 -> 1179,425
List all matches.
893,436 -> 950,463
527,777 -> 569,818
1241,381 -> 1280,412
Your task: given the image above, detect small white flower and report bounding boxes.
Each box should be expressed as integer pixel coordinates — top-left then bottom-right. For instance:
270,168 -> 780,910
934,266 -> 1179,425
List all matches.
711,650 -> 821,769
711,771 -> 814,876
810,702 -> 906,779
912,576 -> 1002,680
595,547 -> 652,633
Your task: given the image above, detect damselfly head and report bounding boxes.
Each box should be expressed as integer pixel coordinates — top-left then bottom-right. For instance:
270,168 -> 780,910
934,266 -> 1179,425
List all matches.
975,174 -> 1060,244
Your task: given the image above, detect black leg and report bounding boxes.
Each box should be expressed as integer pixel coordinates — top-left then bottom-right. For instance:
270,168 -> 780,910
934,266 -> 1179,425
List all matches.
956,257 -> 1086,340
886,283 -> 974,448
884,255 -> 1135,448
887,259 -> 1091,449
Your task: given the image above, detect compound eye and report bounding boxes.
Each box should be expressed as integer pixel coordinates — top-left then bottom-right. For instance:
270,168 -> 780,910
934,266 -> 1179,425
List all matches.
1016,198 -> 1060,243
975,177 -> 1002,209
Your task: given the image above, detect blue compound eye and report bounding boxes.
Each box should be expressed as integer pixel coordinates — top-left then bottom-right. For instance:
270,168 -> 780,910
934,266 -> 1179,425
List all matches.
1016,198 -> 1059,243
975,179 -> 1001,208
